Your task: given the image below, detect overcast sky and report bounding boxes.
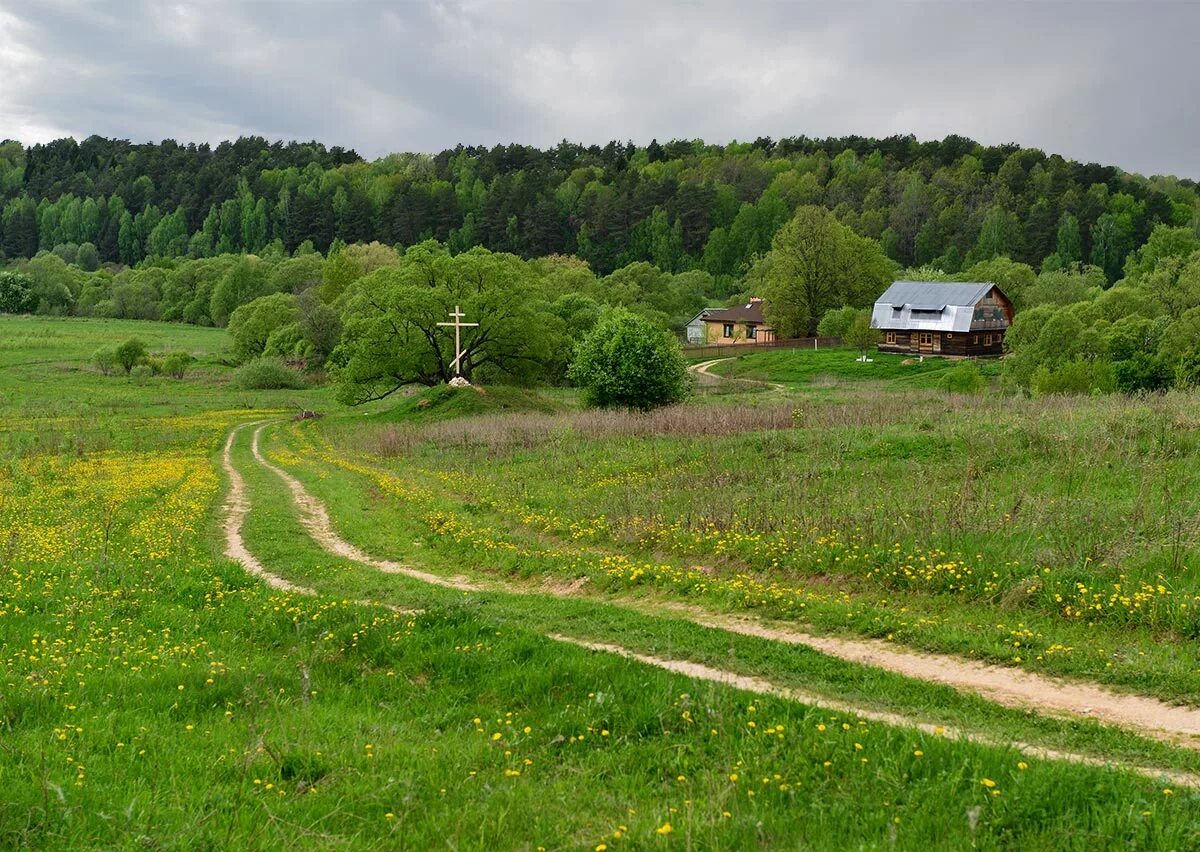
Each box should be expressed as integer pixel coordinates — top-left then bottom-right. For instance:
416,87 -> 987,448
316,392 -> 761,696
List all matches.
2,1 -> 1198,177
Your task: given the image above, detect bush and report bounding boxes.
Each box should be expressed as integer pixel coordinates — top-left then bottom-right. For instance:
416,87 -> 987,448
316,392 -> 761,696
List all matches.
233,357 -> 307,390
130,364 -> 154,382
0,271 -> 37,314
115,338 -> 148,374
92,346 -> 119,376
161,352 -> 194,379
567,308 -> 689,411
816,305 -> 859,339
940,362 -> 986,394
1031,359 -> 1116,396
1114,353 -> 1171,394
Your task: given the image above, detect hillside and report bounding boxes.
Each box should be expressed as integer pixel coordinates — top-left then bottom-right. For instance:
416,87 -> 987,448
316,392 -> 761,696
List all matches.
1,133 -> 1194,285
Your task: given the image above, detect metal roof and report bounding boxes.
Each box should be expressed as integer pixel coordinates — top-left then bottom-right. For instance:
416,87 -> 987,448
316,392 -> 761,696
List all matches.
871,281 -> 997,333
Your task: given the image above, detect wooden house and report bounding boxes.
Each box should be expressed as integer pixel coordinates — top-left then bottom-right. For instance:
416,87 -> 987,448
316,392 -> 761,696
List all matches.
871,281 -> 1013,357
685,298 -> 776,345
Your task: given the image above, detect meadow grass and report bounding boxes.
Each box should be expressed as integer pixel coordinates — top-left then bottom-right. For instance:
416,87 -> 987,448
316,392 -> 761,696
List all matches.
245,421 -> 1200,778
293,384 -> 1200,703
708,346 -> 1003,388
4,315 -> 1200,848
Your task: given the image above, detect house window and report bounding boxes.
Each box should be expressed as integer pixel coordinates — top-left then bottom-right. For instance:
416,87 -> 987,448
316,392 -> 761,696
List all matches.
885,332 -> 896,344
919,332 -> 933,346
723,323 -> 734,338
747,325 -> 757,339
973,334 -> 979,344
984,334 -> 993,345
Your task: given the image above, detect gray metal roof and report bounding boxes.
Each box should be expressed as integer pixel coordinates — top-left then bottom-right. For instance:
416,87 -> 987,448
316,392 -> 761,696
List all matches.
872,281 -> 997,333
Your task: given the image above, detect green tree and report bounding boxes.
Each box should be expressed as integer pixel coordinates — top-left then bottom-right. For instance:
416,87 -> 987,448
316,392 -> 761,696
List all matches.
332,243 -> 562,402
760,206 -> 894,336
843,309 -> 881,357
227,293 -> 300,362
973,205 -> 1018,262
75,241 -> 100,271
210,258 -> 268,326
1090,213 -> 1131,284
1054,213 -> 1082,267
567,308 -> 689,410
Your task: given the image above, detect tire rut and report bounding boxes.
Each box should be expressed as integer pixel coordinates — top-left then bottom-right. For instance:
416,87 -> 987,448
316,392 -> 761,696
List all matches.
227,422 -> 1200,783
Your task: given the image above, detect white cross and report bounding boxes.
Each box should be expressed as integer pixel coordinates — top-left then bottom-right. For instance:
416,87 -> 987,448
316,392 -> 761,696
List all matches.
436,305 -> 479,376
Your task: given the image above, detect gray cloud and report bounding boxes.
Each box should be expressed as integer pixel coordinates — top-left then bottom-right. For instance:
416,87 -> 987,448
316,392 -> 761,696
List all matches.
1,0 -> 1199,177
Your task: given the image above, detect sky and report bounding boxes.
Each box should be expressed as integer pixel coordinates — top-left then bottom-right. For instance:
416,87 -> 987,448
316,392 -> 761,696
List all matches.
2,0 -> 1199,178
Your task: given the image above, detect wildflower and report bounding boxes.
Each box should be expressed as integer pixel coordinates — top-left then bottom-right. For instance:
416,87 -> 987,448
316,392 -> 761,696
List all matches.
980,778 -> 996,788
656,821 -> 673,835
1017,762 -> 1028,770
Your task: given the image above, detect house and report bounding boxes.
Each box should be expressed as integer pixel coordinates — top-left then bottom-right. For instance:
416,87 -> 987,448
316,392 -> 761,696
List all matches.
685,298 -> 776,345
871,281 -> 1013,357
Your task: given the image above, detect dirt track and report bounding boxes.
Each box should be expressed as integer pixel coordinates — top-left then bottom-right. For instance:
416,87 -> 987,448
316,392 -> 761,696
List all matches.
218,420 -> 1200,783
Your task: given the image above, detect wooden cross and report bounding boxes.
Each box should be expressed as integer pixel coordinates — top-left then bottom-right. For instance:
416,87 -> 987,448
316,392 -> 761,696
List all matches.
436,305 -> 479,376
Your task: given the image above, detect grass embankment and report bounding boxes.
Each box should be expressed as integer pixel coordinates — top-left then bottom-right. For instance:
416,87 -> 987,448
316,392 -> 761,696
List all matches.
373,383 -> 571,423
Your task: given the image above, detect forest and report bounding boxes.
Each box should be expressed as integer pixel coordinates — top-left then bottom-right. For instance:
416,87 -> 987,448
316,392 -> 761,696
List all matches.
3,132 -> 1200,396
0,133 -> 1194,283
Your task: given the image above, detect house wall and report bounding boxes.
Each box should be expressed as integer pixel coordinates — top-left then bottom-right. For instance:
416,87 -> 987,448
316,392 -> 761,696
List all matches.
877,329 -> 1005,357
703,321 -> 775,344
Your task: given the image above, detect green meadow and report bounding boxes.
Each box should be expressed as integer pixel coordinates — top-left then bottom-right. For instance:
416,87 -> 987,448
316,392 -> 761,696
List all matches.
3,314 -> 1200,849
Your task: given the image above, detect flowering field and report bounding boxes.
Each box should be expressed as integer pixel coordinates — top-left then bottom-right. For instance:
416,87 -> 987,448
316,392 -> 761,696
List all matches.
5,316 -> 1200,847
282,385 -> 1200,703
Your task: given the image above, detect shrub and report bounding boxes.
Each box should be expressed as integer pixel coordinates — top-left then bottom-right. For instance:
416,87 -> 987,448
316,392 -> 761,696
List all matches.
1113,353 -> 1171,394
115,338 -> 148,374
567,308 -> 689,411
162,352 -> 194,379
92,346 -> 119,376
940,362 -> 986,395
0,271 -> 37,314
1031,359 -> 1116,396
233,357 -> 307,390
816,305 -> 859,339
130,364 -> 154,382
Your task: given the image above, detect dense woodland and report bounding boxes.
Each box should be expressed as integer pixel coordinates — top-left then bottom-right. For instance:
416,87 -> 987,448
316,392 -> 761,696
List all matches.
3,132 -> 1200,397
2,133 -> 1196,280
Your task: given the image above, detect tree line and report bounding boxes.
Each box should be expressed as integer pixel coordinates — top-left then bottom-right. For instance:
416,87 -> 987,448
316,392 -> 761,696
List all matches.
2,132 -> 1196,291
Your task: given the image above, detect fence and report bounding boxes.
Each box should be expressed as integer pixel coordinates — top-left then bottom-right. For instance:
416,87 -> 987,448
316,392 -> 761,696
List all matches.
682,336 -> 842,361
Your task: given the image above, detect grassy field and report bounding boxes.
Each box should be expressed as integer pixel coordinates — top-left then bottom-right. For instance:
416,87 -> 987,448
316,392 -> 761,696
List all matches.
4,316 -> 1200,849
707,346 -> 1003,388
